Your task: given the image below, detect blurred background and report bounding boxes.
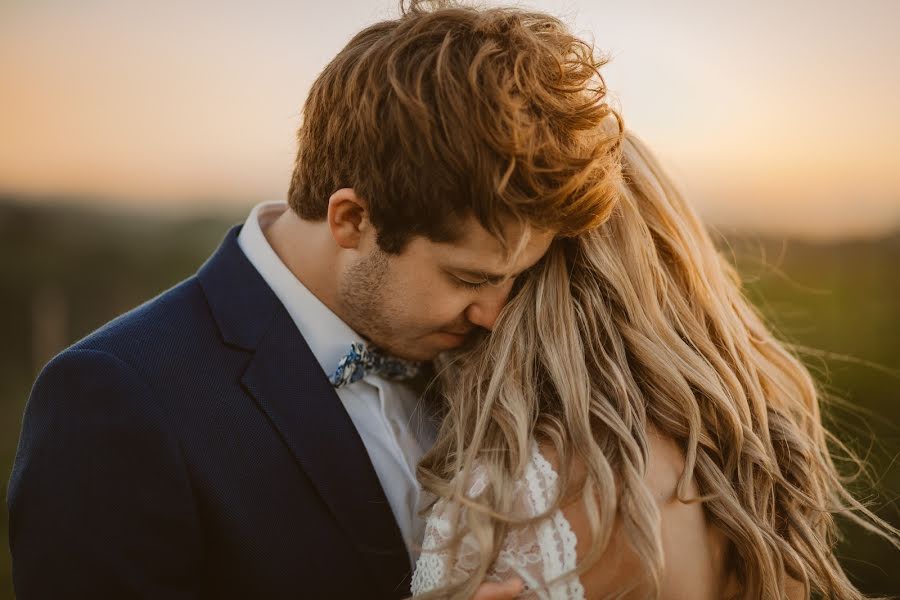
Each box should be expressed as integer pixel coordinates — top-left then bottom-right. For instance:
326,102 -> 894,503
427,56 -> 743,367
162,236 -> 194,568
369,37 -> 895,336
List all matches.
1,0 -> 898,595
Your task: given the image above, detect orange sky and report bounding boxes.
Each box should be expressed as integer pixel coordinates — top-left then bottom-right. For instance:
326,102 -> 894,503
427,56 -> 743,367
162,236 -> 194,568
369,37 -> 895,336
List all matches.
1,0 -> 898,239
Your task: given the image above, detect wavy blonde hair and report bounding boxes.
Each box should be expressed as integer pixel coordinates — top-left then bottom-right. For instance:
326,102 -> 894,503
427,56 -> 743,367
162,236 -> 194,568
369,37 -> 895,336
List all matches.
415,129 -> 900,599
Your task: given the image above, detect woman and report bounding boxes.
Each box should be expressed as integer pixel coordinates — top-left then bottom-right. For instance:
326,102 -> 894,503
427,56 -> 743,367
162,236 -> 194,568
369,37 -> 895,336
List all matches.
409,128 -> 900,599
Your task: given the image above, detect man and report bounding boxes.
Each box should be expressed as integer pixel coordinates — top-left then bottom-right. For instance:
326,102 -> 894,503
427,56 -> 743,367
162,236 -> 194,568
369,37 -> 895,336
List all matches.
7,1 -> 623,597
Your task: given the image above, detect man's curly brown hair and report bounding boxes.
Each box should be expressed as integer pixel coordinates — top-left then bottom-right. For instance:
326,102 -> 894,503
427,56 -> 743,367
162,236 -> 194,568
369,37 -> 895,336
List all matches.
287,0 -> 625,254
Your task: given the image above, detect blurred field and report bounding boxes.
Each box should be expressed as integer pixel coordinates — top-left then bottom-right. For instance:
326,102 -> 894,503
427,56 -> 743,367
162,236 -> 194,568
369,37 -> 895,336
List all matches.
1,197 -> 897,596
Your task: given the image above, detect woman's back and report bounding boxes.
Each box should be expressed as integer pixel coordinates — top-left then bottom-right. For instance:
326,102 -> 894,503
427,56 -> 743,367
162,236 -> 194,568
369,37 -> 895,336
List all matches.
412,424 -> 745,599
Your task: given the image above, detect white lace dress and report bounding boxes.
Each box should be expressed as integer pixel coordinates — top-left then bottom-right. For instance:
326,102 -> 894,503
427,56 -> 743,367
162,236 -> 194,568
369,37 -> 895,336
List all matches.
410,440 -> 585,599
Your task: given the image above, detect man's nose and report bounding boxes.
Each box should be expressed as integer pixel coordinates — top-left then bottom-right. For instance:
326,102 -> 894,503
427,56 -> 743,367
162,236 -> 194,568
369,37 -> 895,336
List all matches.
465,282 -> 513,332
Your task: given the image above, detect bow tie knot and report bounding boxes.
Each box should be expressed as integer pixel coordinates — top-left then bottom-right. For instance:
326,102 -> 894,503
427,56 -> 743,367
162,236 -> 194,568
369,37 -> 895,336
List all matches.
328,341 -> 423,388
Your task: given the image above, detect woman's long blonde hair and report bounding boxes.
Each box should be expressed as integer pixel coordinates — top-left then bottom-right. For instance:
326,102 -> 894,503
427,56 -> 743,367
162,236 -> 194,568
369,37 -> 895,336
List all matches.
416,129 -> 900,599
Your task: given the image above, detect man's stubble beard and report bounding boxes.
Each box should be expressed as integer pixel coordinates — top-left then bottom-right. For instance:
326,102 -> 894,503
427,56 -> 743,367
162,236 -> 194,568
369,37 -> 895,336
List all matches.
337,246 -> 414,359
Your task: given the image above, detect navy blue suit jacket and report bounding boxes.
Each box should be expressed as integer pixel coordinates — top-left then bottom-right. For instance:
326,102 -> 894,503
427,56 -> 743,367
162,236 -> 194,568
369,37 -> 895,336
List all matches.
7,225 -> 416,599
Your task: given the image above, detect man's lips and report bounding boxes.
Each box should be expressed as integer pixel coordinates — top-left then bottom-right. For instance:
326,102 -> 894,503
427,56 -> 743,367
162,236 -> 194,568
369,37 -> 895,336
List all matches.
441,329 -> 472,337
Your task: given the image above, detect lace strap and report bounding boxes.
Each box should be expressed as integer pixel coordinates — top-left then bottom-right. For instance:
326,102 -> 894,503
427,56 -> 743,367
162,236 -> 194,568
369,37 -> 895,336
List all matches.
411,442 -> 585,600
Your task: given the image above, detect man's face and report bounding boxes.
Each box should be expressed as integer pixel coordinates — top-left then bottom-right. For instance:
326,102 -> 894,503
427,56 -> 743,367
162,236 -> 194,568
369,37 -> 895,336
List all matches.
336,215 -> 556,361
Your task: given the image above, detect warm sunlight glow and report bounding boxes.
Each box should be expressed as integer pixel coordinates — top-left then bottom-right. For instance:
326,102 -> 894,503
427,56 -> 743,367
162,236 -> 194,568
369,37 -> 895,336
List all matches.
1,0 -> 898,236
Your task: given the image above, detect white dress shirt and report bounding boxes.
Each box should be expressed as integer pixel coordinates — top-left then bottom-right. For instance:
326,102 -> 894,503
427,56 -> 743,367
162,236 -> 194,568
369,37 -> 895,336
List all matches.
237,200 -> 437,567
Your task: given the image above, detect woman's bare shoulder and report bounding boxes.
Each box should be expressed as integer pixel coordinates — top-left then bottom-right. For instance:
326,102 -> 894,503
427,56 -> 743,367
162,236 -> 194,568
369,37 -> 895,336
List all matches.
538,424 -> 737,600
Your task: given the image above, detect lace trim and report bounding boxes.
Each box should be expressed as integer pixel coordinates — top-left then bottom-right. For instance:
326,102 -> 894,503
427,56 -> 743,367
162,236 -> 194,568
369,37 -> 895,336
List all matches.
411,442 -> 584,599
530,443 -> 585,599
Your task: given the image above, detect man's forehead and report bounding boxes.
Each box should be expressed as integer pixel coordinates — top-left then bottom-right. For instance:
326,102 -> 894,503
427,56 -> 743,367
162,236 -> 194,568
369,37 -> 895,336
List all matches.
437,221 -> 556,279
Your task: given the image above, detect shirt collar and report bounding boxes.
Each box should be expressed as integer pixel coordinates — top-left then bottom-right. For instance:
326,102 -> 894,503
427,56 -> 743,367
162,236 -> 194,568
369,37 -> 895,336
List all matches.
236,200 -> 364,379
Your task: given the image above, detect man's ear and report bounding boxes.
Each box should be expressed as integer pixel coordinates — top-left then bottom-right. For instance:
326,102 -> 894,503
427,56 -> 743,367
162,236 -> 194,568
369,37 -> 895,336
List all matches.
327,188 -> 371,250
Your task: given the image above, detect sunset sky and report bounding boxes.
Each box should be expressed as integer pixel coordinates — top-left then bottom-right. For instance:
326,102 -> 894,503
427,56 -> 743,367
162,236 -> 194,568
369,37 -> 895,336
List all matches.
1,0 -> 898,239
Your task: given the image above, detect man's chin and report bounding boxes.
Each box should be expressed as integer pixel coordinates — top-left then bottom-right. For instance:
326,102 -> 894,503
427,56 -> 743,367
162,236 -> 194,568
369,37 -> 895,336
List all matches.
431,329 -> 486,356
376,341 -> 437,363
381,330 -> 477,362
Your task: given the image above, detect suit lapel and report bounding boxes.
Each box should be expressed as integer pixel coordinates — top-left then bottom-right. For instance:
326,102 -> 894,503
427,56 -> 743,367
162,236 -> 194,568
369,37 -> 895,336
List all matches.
198,226 -> 412,598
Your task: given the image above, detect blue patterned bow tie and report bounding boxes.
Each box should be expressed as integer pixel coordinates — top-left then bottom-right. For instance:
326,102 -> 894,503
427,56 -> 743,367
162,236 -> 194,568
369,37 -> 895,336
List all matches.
328,341 -> 423,388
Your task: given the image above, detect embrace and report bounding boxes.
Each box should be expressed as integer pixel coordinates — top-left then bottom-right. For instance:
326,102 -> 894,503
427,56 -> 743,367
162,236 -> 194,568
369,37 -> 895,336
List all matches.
7,1 -> 898,599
